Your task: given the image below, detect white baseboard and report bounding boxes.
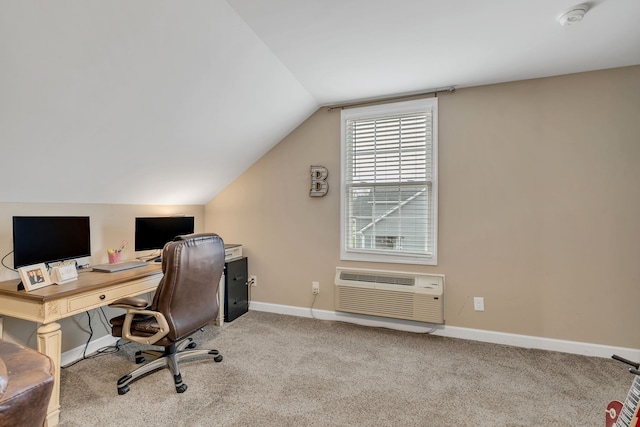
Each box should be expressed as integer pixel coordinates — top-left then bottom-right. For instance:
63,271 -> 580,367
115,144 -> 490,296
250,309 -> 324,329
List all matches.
249,301 -> 640,361
61,302 -> 638,365
61,334 -> 119,367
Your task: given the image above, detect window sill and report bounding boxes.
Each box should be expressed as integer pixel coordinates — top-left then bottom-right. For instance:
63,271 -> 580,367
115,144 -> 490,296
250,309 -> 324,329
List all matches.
340,250 -> 437,266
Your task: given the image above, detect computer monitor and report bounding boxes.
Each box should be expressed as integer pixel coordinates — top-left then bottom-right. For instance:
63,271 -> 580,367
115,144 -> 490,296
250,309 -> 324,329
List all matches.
13,216 -> 91,268
134,216 -> 195,252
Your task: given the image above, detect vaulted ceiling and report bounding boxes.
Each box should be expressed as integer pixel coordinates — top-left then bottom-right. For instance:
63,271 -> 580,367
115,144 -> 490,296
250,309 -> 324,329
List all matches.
1,0 -> 639,205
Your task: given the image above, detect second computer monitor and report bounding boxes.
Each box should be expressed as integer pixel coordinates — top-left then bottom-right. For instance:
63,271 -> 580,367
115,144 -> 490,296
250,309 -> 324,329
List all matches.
134,216 -> 195,251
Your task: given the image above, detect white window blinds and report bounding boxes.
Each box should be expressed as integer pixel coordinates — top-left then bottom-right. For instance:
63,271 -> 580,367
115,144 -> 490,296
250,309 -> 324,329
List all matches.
341,98 -> 438,265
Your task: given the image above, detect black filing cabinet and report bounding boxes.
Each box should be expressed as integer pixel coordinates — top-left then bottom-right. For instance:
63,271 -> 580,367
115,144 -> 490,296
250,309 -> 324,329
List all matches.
224,257 -> 248,322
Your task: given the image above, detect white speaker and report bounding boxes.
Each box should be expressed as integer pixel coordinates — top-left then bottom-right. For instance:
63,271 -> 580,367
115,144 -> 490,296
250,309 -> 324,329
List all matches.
51,264 -> 78,284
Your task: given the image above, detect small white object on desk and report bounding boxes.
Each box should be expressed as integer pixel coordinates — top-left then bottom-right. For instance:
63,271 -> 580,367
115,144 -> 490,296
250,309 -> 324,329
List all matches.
50,264 -> 78,284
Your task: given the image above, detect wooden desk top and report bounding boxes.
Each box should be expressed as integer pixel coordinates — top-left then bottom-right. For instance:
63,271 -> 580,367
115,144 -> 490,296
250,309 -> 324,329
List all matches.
0,264 -> 163,303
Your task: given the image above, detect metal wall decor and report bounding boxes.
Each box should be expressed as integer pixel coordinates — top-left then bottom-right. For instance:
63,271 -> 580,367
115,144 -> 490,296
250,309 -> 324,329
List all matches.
309,166 -> 328,197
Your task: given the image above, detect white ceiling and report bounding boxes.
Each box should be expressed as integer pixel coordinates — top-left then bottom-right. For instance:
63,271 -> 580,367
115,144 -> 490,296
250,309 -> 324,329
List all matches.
1,0 -> 638,205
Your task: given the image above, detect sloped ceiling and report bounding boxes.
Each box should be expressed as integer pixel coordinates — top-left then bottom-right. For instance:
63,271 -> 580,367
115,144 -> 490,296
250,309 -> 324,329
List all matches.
1,0 -> 639,204
229,0 -> 640,104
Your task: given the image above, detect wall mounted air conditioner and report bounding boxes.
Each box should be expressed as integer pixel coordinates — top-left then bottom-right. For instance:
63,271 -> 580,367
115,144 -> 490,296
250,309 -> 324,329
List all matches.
334,267 -> 444,324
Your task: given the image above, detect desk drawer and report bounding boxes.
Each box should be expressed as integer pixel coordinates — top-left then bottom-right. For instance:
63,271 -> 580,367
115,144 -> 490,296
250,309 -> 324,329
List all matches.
67,277 -> 159,313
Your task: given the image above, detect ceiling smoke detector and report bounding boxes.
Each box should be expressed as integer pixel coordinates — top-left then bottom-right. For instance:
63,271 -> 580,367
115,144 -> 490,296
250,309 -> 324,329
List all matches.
557,3 -> 590,26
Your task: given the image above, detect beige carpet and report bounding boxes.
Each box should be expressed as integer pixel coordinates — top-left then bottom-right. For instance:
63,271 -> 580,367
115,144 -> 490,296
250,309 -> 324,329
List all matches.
58,311 -> 631,426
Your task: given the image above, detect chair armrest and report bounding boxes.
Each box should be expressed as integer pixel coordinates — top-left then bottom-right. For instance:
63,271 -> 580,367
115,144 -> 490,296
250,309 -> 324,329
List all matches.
109,296 -> 148,309
121,309 -> 170,346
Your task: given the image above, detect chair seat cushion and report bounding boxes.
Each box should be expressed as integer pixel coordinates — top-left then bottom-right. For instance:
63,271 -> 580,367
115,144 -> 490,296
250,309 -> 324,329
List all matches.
111,313 -> 177,347
110,314 -> 159,337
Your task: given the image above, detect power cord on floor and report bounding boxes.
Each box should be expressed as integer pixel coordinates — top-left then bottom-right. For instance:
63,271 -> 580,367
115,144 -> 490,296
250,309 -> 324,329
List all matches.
61,309 -> 130,369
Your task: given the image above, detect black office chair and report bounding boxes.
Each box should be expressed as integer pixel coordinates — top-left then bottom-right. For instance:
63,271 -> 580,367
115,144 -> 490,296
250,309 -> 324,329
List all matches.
109,233 -> 225,395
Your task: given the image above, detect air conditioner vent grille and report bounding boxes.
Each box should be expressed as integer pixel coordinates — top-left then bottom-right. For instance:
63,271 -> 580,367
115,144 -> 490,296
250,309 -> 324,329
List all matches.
339,272 -> 415,286
337,287 -> 415,317
335,267 -> 444,324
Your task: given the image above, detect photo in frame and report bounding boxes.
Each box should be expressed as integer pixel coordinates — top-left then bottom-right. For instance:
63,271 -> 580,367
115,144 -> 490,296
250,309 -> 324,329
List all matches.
18,263 -> 52,291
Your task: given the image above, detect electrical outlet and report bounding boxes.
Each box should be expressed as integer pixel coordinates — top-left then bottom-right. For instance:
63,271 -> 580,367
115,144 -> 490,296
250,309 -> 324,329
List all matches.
249,275 -> 257,287
473,297 -> 485,311
312,281 -> 319,295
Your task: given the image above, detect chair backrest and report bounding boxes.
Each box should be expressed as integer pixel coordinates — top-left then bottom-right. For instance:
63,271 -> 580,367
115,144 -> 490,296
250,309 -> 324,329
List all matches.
151,233 -> 225,341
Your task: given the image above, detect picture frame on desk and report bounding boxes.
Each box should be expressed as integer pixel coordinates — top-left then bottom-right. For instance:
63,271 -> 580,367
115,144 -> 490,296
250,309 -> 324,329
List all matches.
18,263 -> 52,291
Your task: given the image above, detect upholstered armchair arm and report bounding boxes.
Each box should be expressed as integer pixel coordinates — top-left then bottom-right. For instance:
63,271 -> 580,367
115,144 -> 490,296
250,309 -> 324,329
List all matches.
109,298 -> 170,346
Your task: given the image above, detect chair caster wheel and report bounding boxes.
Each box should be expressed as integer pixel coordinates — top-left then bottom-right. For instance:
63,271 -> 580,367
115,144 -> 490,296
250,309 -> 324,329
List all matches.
214,355 -> 223,363
118,386 -> 130,395
187,342 -> 197,349
176,384 -> 188,393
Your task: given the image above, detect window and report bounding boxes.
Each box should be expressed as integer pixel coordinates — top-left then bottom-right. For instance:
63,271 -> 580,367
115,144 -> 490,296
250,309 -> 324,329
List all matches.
340,98 -> 438,265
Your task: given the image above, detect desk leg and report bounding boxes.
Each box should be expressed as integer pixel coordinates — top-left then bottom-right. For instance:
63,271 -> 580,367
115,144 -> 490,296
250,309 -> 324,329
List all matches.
37,322 -> 62,427
215,275 -> 224,326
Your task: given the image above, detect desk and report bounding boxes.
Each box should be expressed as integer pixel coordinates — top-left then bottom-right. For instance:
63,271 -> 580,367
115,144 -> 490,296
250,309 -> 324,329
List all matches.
0,264 -> 161,426
0,264 -> 225,426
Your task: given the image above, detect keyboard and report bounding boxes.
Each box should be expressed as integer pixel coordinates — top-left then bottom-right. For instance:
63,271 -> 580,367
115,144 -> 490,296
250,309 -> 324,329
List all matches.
92,260 -> 148,273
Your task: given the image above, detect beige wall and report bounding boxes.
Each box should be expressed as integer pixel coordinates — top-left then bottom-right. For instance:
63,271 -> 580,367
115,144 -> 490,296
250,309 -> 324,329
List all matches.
0,202 -> 204,351
205,66 -> 640,349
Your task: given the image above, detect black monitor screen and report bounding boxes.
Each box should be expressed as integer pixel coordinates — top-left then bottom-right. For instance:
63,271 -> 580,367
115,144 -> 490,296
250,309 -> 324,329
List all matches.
134,217 -> 195,251
13,216 -> 91,268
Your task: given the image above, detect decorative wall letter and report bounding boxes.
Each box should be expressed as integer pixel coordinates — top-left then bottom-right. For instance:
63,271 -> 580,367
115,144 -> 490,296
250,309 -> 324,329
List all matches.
310,166 -> 328,197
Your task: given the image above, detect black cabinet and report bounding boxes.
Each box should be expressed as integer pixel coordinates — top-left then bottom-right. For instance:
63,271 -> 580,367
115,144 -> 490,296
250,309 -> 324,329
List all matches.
224,257 -> 248,322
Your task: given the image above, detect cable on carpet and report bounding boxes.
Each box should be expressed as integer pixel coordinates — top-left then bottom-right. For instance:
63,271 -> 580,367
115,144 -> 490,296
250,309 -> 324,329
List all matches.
61,310 -> 130,369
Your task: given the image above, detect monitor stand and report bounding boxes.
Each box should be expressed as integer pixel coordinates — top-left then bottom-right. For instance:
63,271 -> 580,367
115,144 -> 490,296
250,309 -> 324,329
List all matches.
148,256 -> 162,263
17,281 -> 24,291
